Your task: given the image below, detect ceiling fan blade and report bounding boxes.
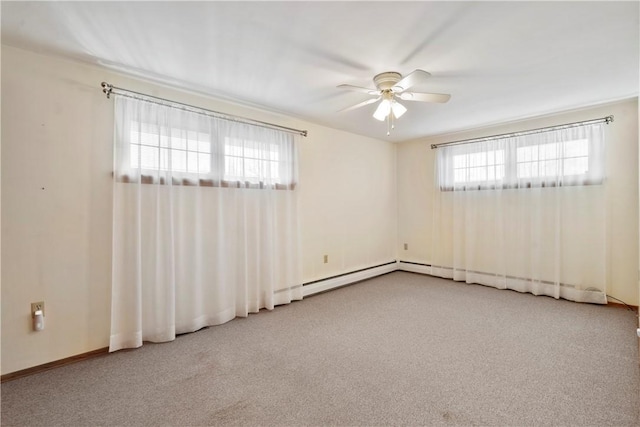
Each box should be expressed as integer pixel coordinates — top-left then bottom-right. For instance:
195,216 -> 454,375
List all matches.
392,69 -> 431,92
399,92 -> 451,103
339,97 -> 381,112
337,84 -> 379,95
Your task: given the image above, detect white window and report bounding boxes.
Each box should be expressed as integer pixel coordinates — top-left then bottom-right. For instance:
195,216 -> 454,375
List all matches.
122,120 -> 296,189
452,150 -> 505,186
437,124 -> 605,191
115,97 -> 298,189
224,138 -> 282,185
129,122 -> 212,174
516,139 -> 589,180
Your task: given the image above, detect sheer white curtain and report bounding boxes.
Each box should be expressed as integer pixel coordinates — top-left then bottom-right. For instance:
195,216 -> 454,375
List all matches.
432,123 -> 608,303
110,96 -> 302,352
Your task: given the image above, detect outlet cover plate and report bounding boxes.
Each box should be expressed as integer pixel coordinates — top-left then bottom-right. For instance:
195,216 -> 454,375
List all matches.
31,301 -> 45,317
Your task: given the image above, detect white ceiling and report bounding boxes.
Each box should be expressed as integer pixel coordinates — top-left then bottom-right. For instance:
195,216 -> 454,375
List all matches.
2,1 -> 638,142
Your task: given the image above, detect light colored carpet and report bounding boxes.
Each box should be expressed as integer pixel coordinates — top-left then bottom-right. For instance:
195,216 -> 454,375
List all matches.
2,271 -> 639,426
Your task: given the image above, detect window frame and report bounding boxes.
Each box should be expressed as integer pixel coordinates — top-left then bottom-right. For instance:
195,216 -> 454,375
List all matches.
117,120 -> 297,190
127,120 -> 215,177
438,132 -> 604,192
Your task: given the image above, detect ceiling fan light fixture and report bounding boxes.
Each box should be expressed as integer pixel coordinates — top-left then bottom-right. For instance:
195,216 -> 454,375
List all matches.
373,99 -> 391,121
391,100 -> 407,118
337,69 -> 450,134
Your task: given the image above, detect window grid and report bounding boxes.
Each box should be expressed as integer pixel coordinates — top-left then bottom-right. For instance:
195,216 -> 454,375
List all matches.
515,139 -> 589,180
129,124 -> 212,174
453,150 -> 505,184
223,140 -> 281,183
451,139 -> 591,186
126,122 -> 294,187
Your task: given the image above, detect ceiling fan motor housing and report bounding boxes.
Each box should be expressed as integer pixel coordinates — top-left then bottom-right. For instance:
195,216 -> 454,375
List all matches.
373,72 -> 402,91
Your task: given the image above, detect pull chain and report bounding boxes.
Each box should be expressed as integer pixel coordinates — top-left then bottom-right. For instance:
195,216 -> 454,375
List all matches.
386,112 -> 396,136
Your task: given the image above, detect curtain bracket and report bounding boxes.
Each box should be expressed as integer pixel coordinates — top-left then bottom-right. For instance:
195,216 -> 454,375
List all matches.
101,82 -> 113,99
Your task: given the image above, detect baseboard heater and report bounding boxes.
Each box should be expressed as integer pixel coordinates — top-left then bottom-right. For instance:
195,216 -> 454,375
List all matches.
302,261 -> 398,297
397,260 -> 432,275
398,261 -> 610,305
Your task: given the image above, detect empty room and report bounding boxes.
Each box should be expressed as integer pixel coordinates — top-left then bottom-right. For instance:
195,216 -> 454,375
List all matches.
1,1 -> 639,426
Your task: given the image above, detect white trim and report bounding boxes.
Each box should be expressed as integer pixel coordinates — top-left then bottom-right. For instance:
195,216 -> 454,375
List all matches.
397,261 -> 432,275
304,261 -> 608,305
302,262 -> 398,297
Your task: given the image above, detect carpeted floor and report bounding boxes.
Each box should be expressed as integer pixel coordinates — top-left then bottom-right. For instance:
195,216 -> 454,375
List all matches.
2,271 -> 639,426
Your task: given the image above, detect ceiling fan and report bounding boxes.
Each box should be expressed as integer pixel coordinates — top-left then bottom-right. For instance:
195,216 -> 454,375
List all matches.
337,69 -> 451,135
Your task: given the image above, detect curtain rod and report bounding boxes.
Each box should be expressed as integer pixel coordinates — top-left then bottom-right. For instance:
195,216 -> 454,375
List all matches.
430,115 -> 613,149
100,82 -> 308,137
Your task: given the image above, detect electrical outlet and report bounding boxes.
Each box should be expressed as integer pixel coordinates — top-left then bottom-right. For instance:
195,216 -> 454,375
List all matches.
323,255 -> 328,264
637,328 -> 640,338
404,243 -> 408,250
31,301 -> 45,317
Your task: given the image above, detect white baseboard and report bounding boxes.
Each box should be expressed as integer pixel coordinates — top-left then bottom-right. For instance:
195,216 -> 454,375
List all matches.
302,262 -> 398,297
397,261 -> 432,275
303,260 -> 614,307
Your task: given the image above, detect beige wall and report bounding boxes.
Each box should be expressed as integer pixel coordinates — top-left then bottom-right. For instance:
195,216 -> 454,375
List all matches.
398,98 -> 639,306
3,44 -> 636,376
0,46 -> 397,375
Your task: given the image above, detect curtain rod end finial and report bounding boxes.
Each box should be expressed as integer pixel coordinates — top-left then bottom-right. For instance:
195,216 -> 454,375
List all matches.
101,82 -> 113,99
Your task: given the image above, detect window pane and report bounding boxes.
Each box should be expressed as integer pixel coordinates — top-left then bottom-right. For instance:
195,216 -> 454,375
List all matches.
225,156 -> 242,178
468,152 -> 485,167
199,153 -> 210,173
244,159 -> 260,178
454,155 -> 467,168
468,167 -> 486,182
487,165 -> 497,181
187,152 -> 198,173
139,131 -> 159,147
565,139 -> 588,157
160,148 -> 172,170
269,145 -> 280,161
199,141 -> 211,153
518,162 -> 532,178
161,133 -> 172,148
140,145 -> 159,170
541,160 -> 558,176
539,143 -> 559,160
222,137 -> 289,184
130,145 -> 140,167
130,130 -> 141,145
244,146 -> 261,160
515,139 -> 593,180
452,150 -> 504,184
270,161 -> 280,180
517,146 -> 537,162
226,143 -> 243,157
564,157 -> 588,175
170,136 -> 187,151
